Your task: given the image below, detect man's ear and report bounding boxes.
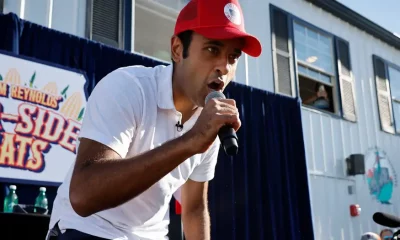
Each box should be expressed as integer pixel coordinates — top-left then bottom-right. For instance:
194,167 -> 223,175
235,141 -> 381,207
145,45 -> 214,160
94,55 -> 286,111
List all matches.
171,35 -> 183,63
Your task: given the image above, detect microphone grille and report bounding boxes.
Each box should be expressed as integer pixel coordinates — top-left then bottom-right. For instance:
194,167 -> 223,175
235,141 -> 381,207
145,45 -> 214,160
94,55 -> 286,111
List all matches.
205,91 -> 226,104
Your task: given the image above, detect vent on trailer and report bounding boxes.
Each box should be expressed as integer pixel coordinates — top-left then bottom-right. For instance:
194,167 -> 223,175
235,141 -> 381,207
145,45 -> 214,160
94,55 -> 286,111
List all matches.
86,0 -> 125,49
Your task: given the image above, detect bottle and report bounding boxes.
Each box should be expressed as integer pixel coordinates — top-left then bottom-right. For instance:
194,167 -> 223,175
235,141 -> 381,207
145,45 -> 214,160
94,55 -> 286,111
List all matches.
3,185 -> 18,213
34,187 -> 48,213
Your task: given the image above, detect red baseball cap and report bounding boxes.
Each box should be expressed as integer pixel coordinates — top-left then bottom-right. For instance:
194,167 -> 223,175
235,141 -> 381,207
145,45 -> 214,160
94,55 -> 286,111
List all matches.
174,0 -> 262,57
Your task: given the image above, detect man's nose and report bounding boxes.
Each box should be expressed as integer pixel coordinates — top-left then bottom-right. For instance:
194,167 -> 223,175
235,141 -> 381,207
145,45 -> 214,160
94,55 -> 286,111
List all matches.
215,57 -> 230,76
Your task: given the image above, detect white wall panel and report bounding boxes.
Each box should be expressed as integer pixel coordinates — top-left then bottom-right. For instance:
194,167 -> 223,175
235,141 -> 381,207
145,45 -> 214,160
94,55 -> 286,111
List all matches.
236,0 -> 400,239
52,0 -> 87,37
3,0 -> 86,37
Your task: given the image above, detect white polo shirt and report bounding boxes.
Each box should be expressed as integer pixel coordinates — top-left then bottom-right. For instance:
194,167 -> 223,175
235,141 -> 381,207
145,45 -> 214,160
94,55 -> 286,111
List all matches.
48,64 -> 220,240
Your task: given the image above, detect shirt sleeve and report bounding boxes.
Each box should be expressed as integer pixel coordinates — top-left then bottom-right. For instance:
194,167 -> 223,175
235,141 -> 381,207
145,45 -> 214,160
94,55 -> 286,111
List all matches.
189,139 -> 220,182
77,69 -> 144,158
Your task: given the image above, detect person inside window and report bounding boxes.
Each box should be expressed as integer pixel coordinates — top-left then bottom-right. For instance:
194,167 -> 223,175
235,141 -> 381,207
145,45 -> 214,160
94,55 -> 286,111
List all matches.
303,82 -> 330,110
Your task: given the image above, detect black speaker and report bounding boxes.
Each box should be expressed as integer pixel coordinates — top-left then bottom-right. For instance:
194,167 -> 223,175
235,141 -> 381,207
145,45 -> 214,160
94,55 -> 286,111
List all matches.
346,154 -> 365,176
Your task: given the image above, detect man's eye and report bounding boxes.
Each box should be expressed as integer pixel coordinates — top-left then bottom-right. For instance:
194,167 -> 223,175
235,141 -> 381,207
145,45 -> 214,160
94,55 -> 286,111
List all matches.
207,47 -> 219,55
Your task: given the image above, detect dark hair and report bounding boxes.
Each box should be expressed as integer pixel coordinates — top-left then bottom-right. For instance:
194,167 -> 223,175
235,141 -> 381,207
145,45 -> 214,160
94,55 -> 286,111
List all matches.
172,30 -> 193,63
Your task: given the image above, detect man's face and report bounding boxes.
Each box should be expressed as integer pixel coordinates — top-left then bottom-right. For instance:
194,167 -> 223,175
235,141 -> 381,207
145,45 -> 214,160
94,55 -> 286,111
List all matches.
175,32 -> 245,107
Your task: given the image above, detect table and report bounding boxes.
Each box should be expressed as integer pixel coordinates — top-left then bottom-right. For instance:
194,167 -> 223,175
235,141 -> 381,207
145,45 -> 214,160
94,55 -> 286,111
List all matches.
0,198 -> 183,239
0,212 -> 50,239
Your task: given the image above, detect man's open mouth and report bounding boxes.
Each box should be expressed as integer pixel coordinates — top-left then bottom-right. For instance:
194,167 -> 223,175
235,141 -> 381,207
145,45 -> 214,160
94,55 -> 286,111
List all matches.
207,79 -> 224,91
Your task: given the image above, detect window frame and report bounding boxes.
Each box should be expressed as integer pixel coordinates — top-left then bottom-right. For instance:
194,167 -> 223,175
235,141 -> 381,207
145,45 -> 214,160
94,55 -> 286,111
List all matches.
284,9 -> 343,117
270,4 -> 359,122
133,0 -> 179,62
269,6 -> 297,98
373,54 -> 400,135
293,20 -> 337,78
133,0 -> 196,62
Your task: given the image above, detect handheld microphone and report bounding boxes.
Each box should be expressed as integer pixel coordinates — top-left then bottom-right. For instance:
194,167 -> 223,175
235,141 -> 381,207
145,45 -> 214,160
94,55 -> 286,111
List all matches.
372,212 -> 400,228
205,91 -> 238,156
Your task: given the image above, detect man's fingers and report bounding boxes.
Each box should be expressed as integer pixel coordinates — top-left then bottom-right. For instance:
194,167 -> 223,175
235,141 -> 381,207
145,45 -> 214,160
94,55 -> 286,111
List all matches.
215,114 -> 241,130
229,115 -> 241,131
215,106 -> 239,116
218,99 -> 236,107
215,102 -> 238,114
214,100 -> 240,131
206,97 -> 241,131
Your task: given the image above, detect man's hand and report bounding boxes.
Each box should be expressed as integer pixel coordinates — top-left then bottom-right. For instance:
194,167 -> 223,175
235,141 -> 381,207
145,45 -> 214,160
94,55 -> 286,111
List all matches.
181,179 -> 210,240
188,98 -> 241,154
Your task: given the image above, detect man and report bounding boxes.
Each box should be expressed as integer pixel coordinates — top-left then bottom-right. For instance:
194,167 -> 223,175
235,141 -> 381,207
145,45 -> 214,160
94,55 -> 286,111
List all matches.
47,0 -> 261,239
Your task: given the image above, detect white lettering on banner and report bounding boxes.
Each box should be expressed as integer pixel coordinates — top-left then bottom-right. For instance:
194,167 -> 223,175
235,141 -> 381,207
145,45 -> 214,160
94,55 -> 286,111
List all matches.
0,53 -> 87,183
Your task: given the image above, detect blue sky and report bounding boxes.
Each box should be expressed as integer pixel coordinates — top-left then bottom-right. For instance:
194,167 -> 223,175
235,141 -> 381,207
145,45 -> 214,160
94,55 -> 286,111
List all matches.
337,0 -> 400,35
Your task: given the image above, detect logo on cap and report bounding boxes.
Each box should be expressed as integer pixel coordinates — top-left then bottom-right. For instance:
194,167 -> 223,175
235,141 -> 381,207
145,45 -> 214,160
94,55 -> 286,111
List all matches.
224,3 -> 241,25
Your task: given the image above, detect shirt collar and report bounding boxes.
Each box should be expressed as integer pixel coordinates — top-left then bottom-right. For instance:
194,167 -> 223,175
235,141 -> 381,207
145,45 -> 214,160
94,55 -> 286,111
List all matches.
157,64 -> 175,110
